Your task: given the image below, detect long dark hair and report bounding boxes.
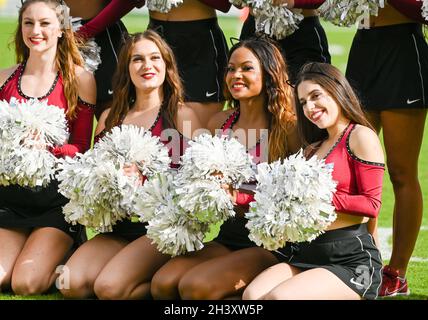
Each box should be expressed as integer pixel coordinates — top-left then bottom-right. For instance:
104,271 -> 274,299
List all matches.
294,62 -> 373,146
15,0 -> 83,119
105,30 -> 184,133
223,36 -> 296,162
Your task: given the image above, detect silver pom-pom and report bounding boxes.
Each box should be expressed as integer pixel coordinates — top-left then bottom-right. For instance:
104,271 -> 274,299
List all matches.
0,98 -> 68,188
421,0 -> 428,21
138,134 -> 255,256
71,17 -> 102,73
229,0 -> 304,39
146,0 -> 184,13
57,125 -> 171,232
319,0 -> 384,27
245,150 -> 338,250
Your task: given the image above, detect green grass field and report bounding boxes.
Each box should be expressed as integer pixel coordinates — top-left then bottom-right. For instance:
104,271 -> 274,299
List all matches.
0,14 -> 427,300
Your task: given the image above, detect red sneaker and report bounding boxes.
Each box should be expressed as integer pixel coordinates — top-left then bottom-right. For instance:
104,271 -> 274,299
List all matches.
379,265 -> 410,297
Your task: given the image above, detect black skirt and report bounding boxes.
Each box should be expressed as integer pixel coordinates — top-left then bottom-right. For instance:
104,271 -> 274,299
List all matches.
0,180 -> 86,245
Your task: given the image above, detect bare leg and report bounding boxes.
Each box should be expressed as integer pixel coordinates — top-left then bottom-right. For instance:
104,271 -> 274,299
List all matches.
243,263 -> 301,300
0,228 -> 30,291
94,235 -> 170,300
151,241 -> 231,299
263,268 -> 361,300
381,109 -> 427,276
60,234 -> 127,298
11,227 -> 73,295
178,247 -> 279,300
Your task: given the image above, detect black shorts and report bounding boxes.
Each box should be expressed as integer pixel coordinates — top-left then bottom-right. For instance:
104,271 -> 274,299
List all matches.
148,17 -> 228,103
106,219 -> 147,243
0,181 -> 86,246
346,23 -> 428,111
88,20 -> 128,118
240,15 -> 331,82
273,223 -> 383,300
214,216 -> 257,251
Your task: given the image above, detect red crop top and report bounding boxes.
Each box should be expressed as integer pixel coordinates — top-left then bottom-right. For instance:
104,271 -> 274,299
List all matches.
0,63 -> 95,158
322,123 -> 385,219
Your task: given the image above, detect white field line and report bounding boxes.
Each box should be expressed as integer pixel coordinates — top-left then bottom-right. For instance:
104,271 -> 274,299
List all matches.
378,226 -> 428,262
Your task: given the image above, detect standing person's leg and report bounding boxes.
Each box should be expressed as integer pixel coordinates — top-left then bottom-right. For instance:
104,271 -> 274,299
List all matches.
0,228 -> 30,291
178,247 -> 279,300
381,109 -> 427,277
11,227 -> 73,295
365,111 -> 382,246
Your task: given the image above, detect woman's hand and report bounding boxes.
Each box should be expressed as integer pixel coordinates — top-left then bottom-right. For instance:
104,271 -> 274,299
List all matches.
123,163 -> 146,185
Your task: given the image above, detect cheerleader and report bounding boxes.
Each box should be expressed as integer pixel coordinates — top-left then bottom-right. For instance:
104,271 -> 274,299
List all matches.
0,0 -> 95,295
150,36 -> 300,300
244,62 -> 384,300
59,30 -> 202,299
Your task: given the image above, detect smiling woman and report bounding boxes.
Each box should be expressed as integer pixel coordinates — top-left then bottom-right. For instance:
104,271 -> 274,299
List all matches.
0,0 -> 96,296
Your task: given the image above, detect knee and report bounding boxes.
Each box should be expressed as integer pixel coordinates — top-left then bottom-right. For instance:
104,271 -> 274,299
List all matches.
59,273 -> 94,299
387,164 -> 418,187
94,277 -> 128,300
11,273 -> 50,296
178,275 -> 218,300
242,286 -> 261,300
151,270 -> 180,300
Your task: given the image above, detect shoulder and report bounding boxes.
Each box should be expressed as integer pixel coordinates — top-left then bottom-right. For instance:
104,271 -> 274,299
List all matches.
176,103 -> 205,138
95,107 -> 111,136
348,124 -> 384,164
0,65 -> 20,88
75,65 -> 96,104
207,109 -> 235,135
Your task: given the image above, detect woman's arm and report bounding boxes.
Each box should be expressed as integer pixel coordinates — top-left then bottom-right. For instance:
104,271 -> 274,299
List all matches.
51,67 -> 96,157
76,0 -> 145,39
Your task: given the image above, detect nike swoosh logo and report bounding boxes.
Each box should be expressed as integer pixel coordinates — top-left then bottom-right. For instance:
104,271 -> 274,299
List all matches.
69,227 -> 77,233
350,278 -> 365,288
384,283 -> 408,296
407,98 -> 420,104
206,91 -> 217,97
108,89 -> 114,95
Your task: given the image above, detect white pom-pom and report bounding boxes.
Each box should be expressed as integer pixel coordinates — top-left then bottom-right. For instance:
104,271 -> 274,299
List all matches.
57,125 -> 171,232
246,150 -> 337,250
139,134 -> 255,256
229,0 -> 304,39
319,0 -> 385,27
421,0 -> 428,21
71,17 -> 102,73
0,99 -> 68,187
146,0 -> 184,13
